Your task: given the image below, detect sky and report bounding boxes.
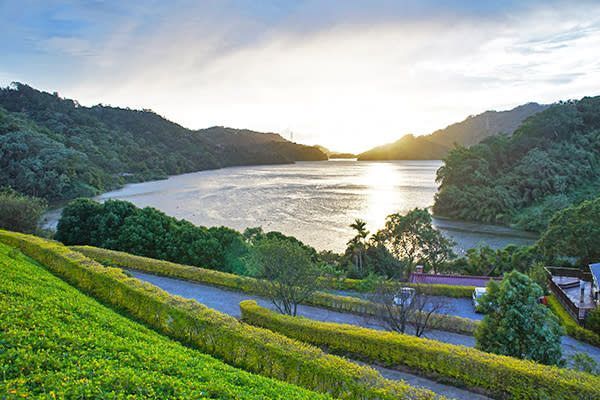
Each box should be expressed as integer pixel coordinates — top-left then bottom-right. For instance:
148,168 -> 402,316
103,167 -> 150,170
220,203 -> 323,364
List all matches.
1,0 -> 600,153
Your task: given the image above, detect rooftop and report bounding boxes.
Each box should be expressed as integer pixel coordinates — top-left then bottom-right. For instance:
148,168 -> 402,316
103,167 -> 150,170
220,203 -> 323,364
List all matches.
551,275 -> 596,310
591,263 -> 600,285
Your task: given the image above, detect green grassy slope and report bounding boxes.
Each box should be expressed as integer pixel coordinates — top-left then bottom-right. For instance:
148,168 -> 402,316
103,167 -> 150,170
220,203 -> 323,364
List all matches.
0,242 -> 328,400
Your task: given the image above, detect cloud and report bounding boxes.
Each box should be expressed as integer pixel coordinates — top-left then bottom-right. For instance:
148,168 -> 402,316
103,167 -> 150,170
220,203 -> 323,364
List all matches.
3,1 -> 600,152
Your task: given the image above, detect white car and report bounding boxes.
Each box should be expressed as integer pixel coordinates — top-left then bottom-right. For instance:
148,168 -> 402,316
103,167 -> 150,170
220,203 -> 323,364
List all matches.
472,287 -> 488,309
393,287 -> 415,306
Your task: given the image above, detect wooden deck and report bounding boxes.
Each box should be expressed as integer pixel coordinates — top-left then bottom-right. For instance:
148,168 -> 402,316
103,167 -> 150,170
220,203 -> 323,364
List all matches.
551,276 -> 596,320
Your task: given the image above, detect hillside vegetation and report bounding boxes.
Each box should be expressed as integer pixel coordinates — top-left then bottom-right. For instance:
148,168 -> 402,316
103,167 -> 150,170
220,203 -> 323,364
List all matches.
0,241 -> 328,399
358,102 -> 547,160
433,96 -> 600,231
0,83 -> 326,202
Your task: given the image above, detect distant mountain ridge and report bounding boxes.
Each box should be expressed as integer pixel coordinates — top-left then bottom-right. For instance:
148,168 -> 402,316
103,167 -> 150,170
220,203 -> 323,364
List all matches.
0,83 -> 326,202
358,102 -> 549,160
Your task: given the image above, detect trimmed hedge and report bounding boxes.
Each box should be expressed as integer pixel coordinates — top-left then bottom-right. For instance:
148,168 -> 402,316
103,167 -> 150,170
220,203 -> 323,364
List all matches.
73,245 -> 479,335
0,242 -> 330,400
321,277 -> 475,298
240,300 -> 600,400
0,231 -> 441,400
546,296 -> 600,347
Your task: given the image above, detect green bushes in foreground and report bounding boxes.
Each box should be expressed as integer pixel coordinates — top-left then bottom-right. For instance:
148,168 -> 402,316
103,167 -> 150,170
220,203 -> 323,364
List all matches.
0,230 -> 441,400
240,300 -> 600,400
0,242 -> 329,400
73,245 -> 479,335
546,296 -> 600,347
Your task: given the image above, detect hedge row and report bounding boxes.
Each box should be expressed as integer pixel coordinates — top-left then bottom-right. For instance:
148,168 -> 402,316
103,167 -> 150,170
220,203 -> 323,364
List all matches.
0,242 -> 331,400
321,277 -> 475,298
240,300 -> 600,400
546,296 -> 600,347
73,245 -> 479,335
0,231 -> 441,400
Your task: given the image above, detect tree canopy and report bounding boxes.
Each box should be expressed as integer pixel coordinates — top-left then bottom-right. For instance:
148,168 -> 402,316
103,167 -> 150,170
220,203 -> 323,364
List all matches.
474,271 -> 564,365
433,96 -> 600,231
250,237 -> 322,316
0,83 -> 326,202
538,196 -> 600,267
0,186 -> 47,234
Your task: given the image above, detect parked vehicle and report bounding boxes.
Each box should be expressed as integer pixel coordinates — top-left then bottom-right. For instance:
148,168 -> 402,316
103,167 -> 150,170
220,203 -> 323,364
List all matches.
472,287 -> 488,312
393,287 -> 415,306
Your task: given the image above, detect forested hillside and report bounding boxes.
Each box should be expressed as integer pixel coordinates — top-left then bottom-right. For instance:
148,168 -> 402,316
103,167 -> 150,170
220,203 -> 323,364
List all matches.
0,83 -> 326,201
358,102 -> 548,160
358,134 -> 451,160
433,96 -> 600,231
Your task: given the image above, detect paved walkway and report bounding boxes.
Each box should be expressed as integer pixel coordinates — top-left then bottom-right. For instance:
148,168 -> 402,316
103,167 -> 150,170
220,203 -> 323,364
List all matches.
131,271 -> 489,400
130,270 -> 600,397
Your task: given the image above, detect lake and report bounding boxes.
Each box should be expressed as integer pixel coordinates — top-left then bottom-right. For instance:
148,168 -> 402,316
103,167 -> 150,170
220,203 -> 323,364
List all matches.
61,159 -> 538,254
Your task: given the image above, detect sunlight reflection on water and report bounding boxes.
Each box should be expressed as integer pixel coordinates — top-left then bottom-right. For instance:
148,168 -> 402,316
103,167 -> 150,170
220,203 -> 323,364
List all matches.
90,160 -> 537,253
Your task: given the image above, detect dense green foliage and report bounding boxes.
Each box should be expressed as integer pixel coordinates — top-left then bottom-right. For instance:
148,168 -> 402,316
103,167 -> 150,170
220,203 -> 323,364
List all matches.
0,186 -> 47,233
336,209 -> 455,279
73,245 -> 479,335
433,96 -> 600,231
0,83 -> 326,202
546,296 -> 600,347
475,271 -> 564,365
538,197 -> 600,266
0,242 -> 331,399
56,198 -> 251,274
358,103 -> 547,160
0,230 -> 439,400
241,300 -> 600,400
447,243 -> 552,276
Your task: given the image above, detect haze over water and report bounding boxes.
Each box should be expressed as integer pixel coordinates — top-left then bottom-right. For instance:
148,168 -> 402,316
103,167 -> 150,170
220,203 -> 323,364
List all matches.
93,160 -> 537,254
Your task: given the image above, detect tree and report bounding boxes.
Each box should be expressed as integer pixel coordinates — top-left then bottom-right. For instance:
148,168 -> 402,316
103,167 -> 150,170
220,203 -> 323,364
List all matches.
251,237 -> 322,316
420,228 -> 456,274
375,208 -> 454,279
371,281 -> 447,337
474,271 -> 564,365
538,197 -> 600,267
0,186 -> 47,234
347,219 -> 368,272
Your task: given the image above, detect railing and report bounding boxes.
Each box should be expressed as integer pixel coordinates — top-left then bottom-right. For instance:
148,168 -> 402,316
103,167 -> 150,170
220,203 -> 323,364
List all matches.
545,266 -> 593,324
545,266 -> 593,282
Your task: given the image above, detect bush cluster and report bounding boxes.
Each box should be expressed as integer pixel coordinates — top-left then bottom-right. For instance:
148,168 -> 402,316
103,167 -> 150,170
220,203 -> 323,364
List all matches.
74,245 -> 479,335
321,276 -> 475,298
240,300 -> 600,400
0,241 -> 330,399
0,230 -> 440,400
546,296 -> 600,347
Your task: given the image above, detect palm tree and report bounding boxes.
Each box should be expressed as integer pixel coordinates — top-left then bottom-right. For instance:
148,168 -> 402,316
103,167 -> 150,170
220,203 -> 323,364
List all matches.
348,219 -> 368,271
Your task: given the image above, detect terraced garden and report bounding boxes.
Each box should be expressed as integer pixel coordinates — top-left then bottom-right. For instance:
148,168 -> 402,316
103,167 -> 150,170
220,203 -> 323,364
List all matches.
0,241 -> 330,399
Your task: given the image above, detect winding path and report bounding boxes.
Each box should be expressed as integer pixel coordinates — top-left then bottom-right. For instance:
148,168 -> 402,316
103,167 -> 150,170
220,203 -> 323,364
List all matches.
130,270 -> 600,399
130,270 -> 488,400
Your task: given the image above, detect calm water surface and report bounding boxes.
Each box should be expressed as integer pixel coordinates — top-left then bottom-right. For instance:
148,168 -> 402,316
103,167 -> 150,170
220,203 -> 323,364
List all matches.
83,160 -> 537,253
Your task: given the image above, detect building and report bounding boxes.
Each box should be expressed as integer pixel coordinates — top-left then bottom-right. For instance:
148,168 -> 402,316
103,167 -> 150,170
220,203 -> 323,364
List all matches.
545,265 -> 596,324
590,263 -> 600,306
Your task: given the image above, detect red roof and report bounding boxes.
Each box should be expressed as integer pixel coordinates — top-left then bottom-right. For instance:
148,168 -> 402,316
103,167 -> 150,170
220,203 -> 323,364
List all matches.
409,272 -> 502,287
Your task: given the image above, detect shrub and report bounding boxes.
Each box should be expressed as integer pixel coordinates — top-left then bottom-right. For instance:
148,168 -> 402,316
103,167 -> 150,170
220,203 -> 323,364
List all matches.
0,230 -> 440,400
74,245 -> 479,335
241,300 -> 600,400
546,295 -> 600,346
0,187 -> 47,234
0,241 -> 331,400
